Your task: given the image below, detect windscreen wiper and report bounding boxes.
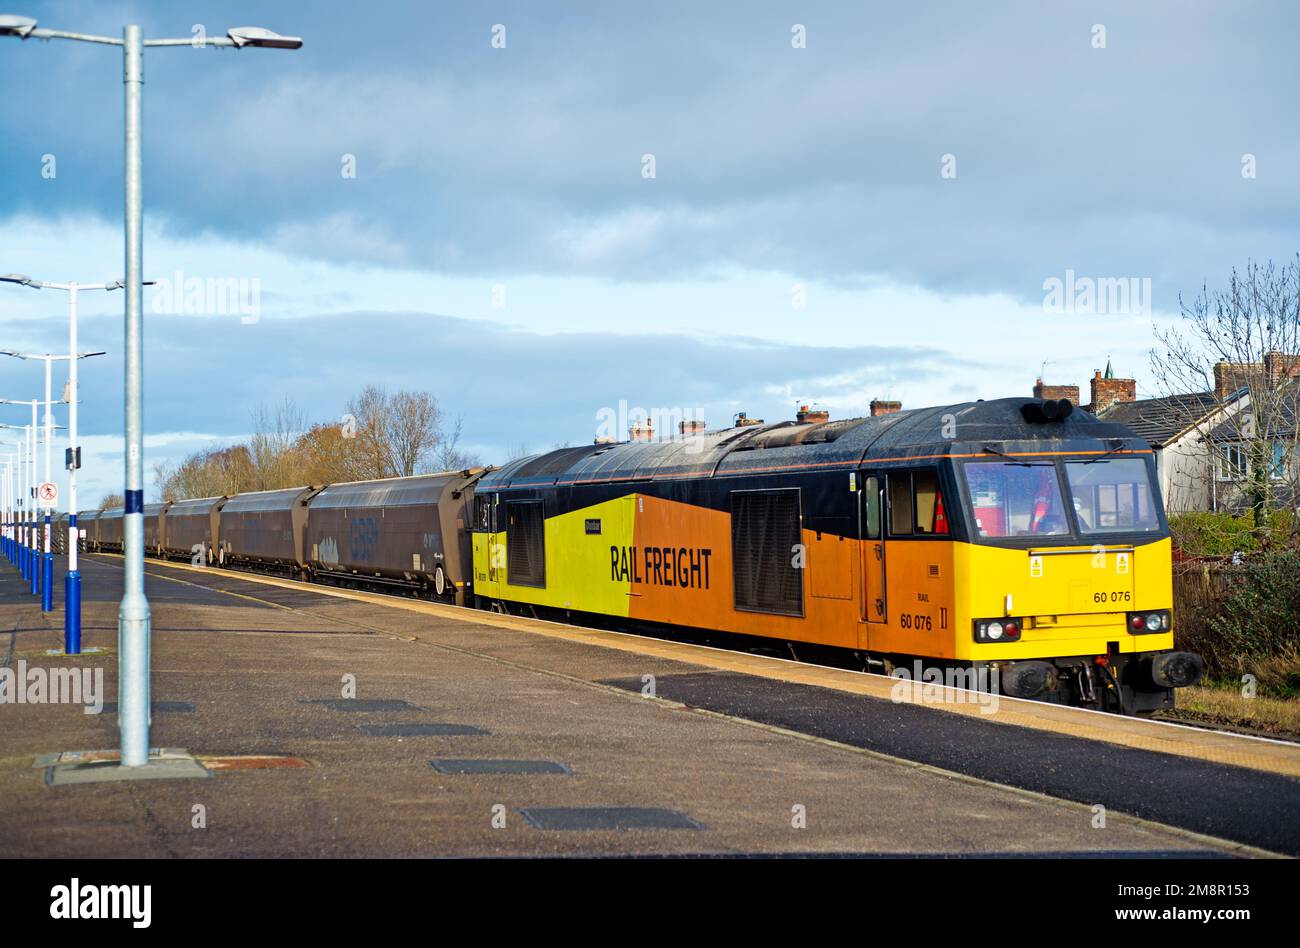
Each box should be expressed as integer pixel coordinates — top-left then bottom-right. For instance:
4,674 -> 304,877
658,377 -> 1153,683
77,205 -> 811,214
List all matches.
1081,439 -> 1129,464
982,444 -> 1034,466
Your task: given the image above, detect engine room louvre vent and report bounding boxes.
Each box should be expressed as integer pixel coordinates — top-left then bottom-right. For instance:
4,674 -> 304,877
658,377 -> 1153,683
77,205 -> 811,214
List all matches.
506,499 -> 546,587
731,489 -> 803,617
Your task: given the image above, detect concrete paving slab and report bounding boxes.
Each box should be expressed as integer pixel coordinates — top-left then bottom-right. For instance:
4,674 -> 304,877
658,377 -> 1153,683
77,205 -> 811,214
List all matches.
0,554 -> 1277,857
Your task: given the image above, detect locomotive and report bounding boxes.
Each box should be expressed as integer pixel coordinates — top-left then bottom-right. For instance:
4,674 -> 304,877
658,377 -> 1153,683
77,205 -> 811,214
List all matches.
78,396 -> 1203,714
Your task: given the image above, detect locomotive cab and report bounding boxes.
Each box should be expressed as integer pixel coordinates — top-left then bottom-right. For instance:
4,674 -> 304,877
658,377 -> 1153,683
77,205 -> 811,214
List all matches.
858,400 -> 1202,713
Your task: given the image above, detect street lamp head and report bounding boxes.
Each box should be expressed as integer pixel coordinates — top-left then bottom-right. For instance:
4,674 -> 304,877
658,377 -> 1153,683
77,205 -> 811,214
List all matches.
0,14 -> 37,38
0,273 -> 37,287
226,26 -> 302,49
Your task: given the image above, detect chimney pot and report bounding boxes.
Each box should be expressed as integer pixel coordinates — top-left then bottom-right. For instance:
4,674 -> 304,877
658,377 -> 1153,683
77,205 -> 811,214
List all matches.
629,421 -> 655,442
870,399 -> 902,417
796,405 -> 829,424
678,418 -> 707,436
1032,379 -> 1080,406
1088,367 -> 1136,414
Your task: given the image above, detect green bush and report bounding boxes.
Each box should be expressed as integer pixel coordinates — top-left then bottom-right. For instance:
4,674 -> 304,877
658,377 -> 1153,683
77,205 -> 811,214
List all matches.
1170,510 -> 1298,557
1205,552 -> 1300,692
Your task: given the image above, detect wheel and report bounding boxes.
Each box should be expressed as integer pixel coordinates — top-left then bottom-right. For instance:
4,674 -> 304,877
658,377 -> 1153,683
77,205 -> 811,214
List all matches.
433,565 -> 447,598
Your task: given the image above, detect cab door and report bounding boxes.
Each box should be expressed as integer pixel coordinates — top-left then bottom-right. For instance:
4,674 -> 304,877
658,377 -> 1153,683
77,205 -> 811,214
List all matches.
472,492 -> 501,599
860,474 -> 887,628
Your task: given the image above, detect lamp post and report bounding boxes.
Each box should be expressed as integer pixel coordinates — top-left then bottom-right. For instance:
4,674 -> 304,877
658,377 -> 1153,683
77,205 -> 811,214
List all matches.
0,13 -> 302,768
0,404 -> 38,593
1,345 -> 106,634
2,273 -> 116,651
0,410 -> 65,594
0,437 -> 25,570
0,450 -> 16,562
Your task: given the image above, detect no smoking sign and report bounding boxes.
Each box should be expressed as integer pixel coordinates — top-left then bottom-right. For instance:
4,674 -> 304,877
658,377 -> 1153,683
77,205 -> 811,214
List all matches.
38,482 -> 58,507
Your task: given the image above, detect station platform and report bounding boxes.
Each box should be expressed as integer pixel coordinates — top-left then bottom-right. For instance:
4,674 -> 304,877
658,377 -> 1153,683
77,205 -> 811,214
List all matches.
1,553 -> 1297,858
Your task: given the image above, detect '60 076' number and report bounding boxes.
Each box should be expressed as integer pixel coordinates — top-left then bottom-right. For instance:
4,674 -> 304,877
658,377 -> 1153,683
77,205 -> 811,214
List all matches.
899,613 -> 932,631
1092,590 -> 1131,604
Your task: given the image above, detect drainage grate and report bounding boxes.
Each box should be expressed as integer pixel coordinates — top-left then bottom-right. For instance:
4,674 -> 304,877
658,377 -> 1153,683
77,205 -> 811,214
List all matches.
431,759 -> 570,775
304,699 -> 425,712
518,807 -> 703,831
93,701 -> 194,715
357,723 -> 489,737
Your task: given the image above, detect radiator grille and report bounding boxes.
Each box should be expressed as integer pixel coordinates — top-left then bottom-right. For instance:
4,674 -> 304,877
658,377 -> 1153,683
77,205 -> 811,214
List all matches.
506,499 -> 546,587
731,489 -> 803,616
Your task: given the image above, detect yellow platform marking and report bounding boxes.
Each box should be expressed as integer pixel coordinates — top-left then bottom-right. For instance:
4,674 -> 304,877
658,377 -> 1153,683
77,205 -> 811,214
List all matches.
110,555 -> 1300,780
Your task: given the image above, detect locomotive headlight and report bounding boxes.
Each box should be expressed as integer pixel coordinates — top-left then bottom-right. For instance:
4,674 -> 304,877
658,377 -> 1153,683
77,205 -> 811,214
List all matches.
974,618 -> 1022,643
1127,609 -> 1171,635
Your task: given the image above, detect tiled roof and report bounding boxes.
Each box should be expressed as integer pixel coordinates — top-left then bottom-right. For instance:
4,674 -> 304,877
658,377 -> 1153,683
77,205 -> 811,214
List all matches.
1206,391 -> 1299,442
1099,392 -> 1222,447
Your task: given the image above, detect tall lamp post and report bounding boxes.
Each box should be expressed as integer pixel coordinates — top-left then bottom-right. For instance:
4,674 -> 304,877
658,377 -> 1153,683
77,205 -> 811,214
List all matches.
0,449 -> 17,562
0,404 -> 38,594
0,410 -> 65,595
0,437 -> 25,569
1,345 -> 106,635
0,14 -> 302,768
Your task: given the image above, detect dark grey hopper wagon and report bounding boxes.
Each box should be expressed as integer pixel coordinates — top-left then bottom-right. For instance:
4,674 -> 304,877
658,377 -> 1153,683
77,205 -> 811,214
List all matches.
142,501 -> 169,555
76,509 -> 98,552
161,495 -> 226,563
218,486 -> 321,576
304,471 -> 487,604
96,506 -> 124,553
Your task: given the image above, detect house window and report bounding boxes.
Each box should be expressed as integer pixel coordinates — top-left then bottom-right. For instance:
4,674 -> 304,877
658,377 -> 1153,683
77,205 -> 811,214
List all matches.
1268,443 -> 1288,480
1216,444 -> 1246,481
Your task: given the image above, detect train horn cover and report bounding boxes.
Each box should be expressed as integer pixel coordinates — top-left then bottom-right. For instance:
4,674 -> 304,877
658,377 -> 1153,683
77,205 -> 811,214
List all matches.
1020,399 -> 1074,424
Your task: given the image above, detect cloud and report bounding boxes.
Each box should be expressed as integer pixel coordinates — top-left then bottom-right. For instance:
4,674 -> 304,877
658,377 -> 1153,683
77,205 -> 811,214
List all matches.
2,1 -> 1296,300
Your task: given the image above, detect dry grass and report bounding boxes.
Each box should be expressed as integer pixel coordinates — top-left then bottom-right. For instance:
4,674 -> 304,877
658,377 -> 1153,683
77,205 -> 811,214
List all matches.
1248,646 -> 1300,692
1161,683 -> 1300,739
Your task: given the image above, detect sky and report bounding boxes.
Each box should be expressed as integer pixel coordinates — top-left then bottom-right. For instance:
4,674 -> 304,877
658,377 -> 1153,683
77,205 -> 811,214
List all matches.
1,1 -> 1298,505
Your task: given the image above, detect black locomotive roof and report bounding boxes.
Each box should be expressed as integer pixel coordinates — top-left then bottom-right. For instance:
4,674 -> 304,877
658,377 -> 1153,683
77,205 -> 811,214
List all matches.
479,397 -> 1151,490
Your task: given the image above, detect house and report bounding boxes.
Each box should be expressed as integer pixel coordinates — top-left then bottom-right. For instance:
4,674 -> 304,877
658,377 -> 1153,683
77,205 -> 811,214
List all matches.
1032,360 -> 1251,513
1202,387 -> 1299,514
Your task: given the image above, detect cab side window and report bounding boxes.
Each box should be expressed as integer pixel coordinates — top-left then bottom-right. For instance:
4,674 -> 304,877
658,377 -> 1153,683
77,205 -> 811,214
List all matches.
889,470 -> 949,537
913,471 -> 949,536
862,475 -> 881,539
472,494 -> 495,532
888,475 -> 913,535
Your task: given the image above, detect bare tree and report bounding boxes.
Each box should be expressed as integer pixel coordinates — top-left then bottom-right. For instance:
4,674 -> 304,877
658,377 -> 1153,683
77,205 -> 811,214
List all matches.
1153,256 -> 1300,545
249,397 -> 306,490
97,492 -> 124,511
429,416 -> 480,472
345,386 -> 446,478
